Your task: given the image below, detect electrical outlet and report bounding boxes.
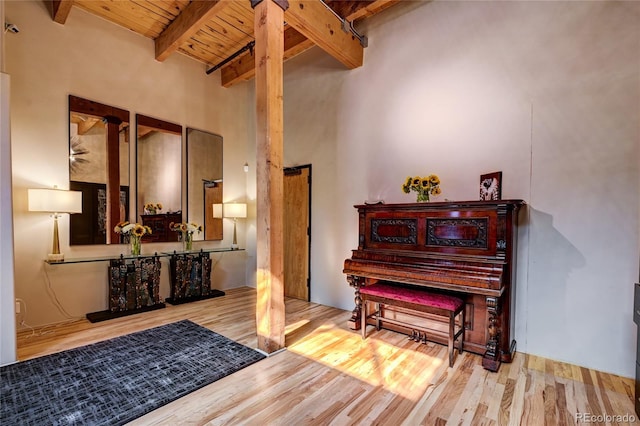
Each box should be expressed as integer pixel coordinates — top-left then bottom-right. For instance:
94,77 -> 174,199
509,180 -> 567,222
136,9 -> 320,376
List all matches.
15,300 -> 20,314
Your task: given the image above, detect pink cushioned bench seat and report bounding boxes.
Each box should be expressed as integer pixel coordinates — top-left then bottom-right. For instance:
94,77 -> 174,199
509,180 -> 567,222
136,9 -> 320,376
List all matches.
359,283 -> 463,312
360,283 -> 465,367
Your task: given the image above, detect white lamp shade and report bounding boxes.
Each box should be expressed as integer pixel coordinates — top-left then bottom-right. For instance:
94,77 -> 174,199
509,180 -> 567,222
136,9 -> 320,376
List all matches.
223,203 -> 247,219
28,188 -> 82,213
212,203 -> 223,219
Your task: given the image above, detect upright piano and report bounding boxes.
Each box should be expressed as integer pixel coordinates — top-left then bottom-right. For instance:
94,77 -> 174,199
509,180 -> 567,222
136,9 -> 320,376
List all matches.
343,200 -> 524,371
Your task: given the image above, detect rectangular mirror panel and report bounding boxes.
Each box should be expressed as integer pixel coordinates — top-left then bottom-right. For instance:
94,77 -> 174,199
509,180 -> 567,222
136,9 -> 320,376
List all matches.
136,114 -> 182,243
187,128 -> 223,241
69,95 -> 130,245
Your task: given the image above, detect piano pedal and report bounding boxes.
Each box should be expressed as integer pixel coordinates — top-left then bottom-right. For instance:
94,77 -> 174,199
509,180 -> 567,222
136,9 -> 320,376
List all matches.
408,330 -> 417,341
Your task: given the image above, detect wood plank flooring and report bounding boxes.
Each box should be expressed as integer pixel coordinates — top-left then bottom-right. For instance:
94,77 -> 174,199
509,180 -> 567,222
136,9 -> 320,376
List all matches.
16,287 -> 638,425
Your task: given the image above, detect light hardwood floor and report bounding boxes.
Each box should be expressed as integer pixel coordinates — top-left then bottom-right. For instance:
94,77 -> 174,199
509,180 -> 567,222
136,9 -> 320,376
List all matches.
17,287 -> 638,425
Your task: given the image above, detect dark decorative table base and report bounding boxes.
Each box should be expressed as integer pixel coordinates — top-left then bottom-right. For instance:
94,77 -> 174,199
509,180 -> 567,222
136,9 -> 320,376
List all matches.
165,289 -> 225,305
86,303 -> 166,323
168,251 -> 220,304
87,256 -> 164,323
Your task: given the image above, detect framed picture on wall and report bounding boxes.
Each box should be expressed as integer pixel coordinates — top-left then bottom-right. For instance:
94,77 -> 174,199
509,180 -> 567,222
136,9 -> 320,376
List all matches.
480,171 -> 502,200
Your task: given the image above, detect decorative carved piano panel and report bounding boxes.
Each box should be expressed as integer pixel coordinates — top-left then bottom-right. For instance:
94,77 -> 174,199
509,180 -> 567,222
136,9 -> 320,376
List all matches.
344,200 -> 524,372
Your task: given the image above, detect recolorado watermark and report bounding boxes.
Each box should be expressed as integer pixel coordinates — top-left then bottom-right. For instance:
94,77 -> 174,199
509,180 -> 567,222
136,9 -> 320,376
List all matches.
575,412 -> 636,423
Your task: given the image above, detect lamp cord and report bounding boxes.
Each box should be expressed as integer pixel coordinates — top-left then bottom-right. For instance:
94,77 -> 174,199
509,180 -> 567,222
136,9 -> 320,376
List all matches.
43,264 -> 82,321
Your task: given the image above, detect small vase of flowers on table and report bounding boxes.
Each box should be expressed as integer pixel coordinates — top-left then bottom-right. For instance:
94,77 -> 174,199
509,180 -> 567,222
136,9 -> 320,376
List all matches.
114,221 -> 152,256
170,222 -> 202,251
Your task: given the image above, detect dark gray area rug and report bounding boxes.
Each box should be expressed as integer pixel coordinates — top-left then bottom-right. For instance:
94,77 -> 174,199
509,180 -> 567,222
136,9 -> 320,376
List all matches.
1,320 -> 265,425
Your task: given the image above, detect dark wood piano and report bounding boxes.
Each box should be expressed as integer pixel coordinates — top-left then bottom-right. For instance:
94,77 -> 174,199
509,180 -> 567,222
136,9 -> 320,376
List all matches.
343,200 -> 525,371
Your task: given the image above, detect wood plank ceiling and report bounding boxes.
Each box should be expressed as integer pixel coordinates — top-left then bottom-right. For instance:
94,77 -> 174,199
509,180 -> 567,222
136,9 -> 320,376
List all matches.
50,0 -> 399,87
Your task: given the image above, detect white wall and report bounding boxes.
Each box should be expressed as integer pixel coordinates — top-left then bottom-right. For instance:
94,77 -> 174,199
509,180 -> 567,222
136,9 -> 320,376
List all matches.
1,0 -> 18,366
282,1 -> 640,377
5,1 -> 253,329
0,73 -> 17,365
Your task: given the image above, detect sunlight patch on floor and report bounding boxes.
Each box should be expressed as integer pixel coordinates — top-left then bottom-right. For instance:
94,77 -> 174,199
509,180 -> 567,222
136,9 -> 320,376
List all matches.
287,323 -> 445,401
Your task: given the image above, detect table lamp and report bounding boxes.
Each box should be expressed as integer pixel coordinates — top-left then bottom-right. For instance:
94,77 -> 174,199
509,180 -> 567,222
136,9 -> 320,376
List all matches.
223,203 -> 246,250
28,187 -> 82,262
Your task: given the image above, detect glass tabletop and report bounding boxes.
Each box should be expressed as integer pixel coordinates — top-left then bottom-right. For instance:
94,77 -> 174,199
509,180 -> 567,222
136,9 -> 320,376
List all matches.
45,247 -> 244,265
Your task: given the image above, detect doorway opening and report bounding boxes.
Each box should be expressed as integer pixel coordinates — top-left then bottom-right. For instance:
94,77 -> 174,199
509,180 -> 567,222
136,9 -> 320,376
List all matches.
283,164 -> 311,301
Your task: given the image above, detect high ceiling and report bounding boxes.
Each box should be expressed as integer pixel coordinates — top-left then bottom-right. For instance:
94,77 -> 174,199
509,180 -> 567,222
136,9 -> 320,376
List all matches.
50,0 -> 399,87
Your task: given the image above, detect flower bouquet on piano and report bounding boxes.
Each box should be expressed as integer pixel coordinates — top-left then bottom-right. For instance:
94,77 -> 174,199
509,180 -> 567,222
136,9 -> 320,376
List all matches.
402,175 -> 441,202
143,202 -> 163,215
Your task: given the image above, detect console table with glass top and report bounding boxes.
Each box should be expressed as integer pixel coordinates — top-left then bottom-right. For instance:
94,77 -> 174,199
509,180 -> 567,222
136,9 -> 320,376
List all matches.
45,248 -> 244,322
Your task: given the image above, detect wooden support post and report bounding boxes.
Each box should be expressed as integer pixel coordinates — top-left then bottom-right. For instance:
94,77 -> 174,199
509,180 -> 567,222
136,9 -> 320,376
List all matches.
105,116 -> 122,244
253,0 -> 286,354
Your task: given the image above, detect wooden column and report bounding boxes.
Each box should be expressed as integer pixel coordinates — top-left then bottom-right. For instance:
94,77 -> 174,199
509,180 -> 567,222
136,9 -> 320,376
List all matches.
253,0 -> 287,353
104,116 -> 121,244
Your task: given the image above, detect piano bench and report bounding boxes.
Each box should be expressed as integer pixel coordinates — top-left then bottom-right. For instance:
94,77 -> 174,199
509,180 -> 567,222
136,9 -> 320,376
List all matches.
360,283 -> 465,367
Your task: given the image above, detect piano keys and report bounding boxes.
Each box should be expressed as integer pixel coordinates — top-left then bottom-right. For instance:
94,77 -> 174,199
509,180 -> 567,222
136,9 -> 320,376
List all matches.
343,200 -> 525,372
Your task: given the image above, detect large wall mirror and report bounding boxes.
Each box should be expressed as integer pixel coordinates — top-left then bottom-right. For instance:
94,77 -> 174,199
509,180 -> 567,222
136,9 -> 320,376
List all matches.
69,95 -> 130,245
136,114 -> 182,243
187,128 -> 223,241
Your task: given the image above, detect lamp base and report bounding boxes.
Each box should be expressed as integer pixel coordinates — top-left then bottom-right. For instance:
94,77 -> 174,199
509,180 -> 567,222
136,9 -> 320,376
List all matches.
49,215 -> 64,262
47,253 -> 64,262
231,219 -> 239,250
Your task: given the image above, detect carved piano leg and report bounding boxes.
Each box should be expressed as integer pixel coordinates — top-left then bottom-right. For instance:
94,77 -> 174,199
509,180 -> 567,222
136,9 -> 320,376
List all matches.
482,296 -> 502,372
347,275 -> 364,330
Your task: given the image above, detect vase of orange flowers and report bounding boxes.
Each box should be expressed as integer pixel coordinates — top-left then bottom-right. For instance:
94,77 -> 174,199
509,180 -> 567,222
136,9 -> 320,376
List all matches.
170,222 -> 202,251
402,174 -> 442,202
114,221 -> 152,256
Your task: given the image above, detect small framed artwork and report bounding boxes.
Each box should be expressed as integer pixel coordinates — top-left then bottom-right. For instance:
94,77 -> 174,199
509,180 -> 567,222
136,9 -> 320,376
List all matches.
480,171 -> 502,201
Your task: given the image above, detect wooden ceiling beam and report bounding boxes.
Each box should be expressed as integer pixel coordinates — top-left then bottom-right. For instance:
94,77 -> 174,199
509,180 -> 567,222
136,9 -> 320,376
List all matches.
155,0 -> 227,62
50,0 -> 74,24
325,0 -> 400,22
221,0 -> 389,87
284,0 -> 363,69
221,27 -> 313,88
